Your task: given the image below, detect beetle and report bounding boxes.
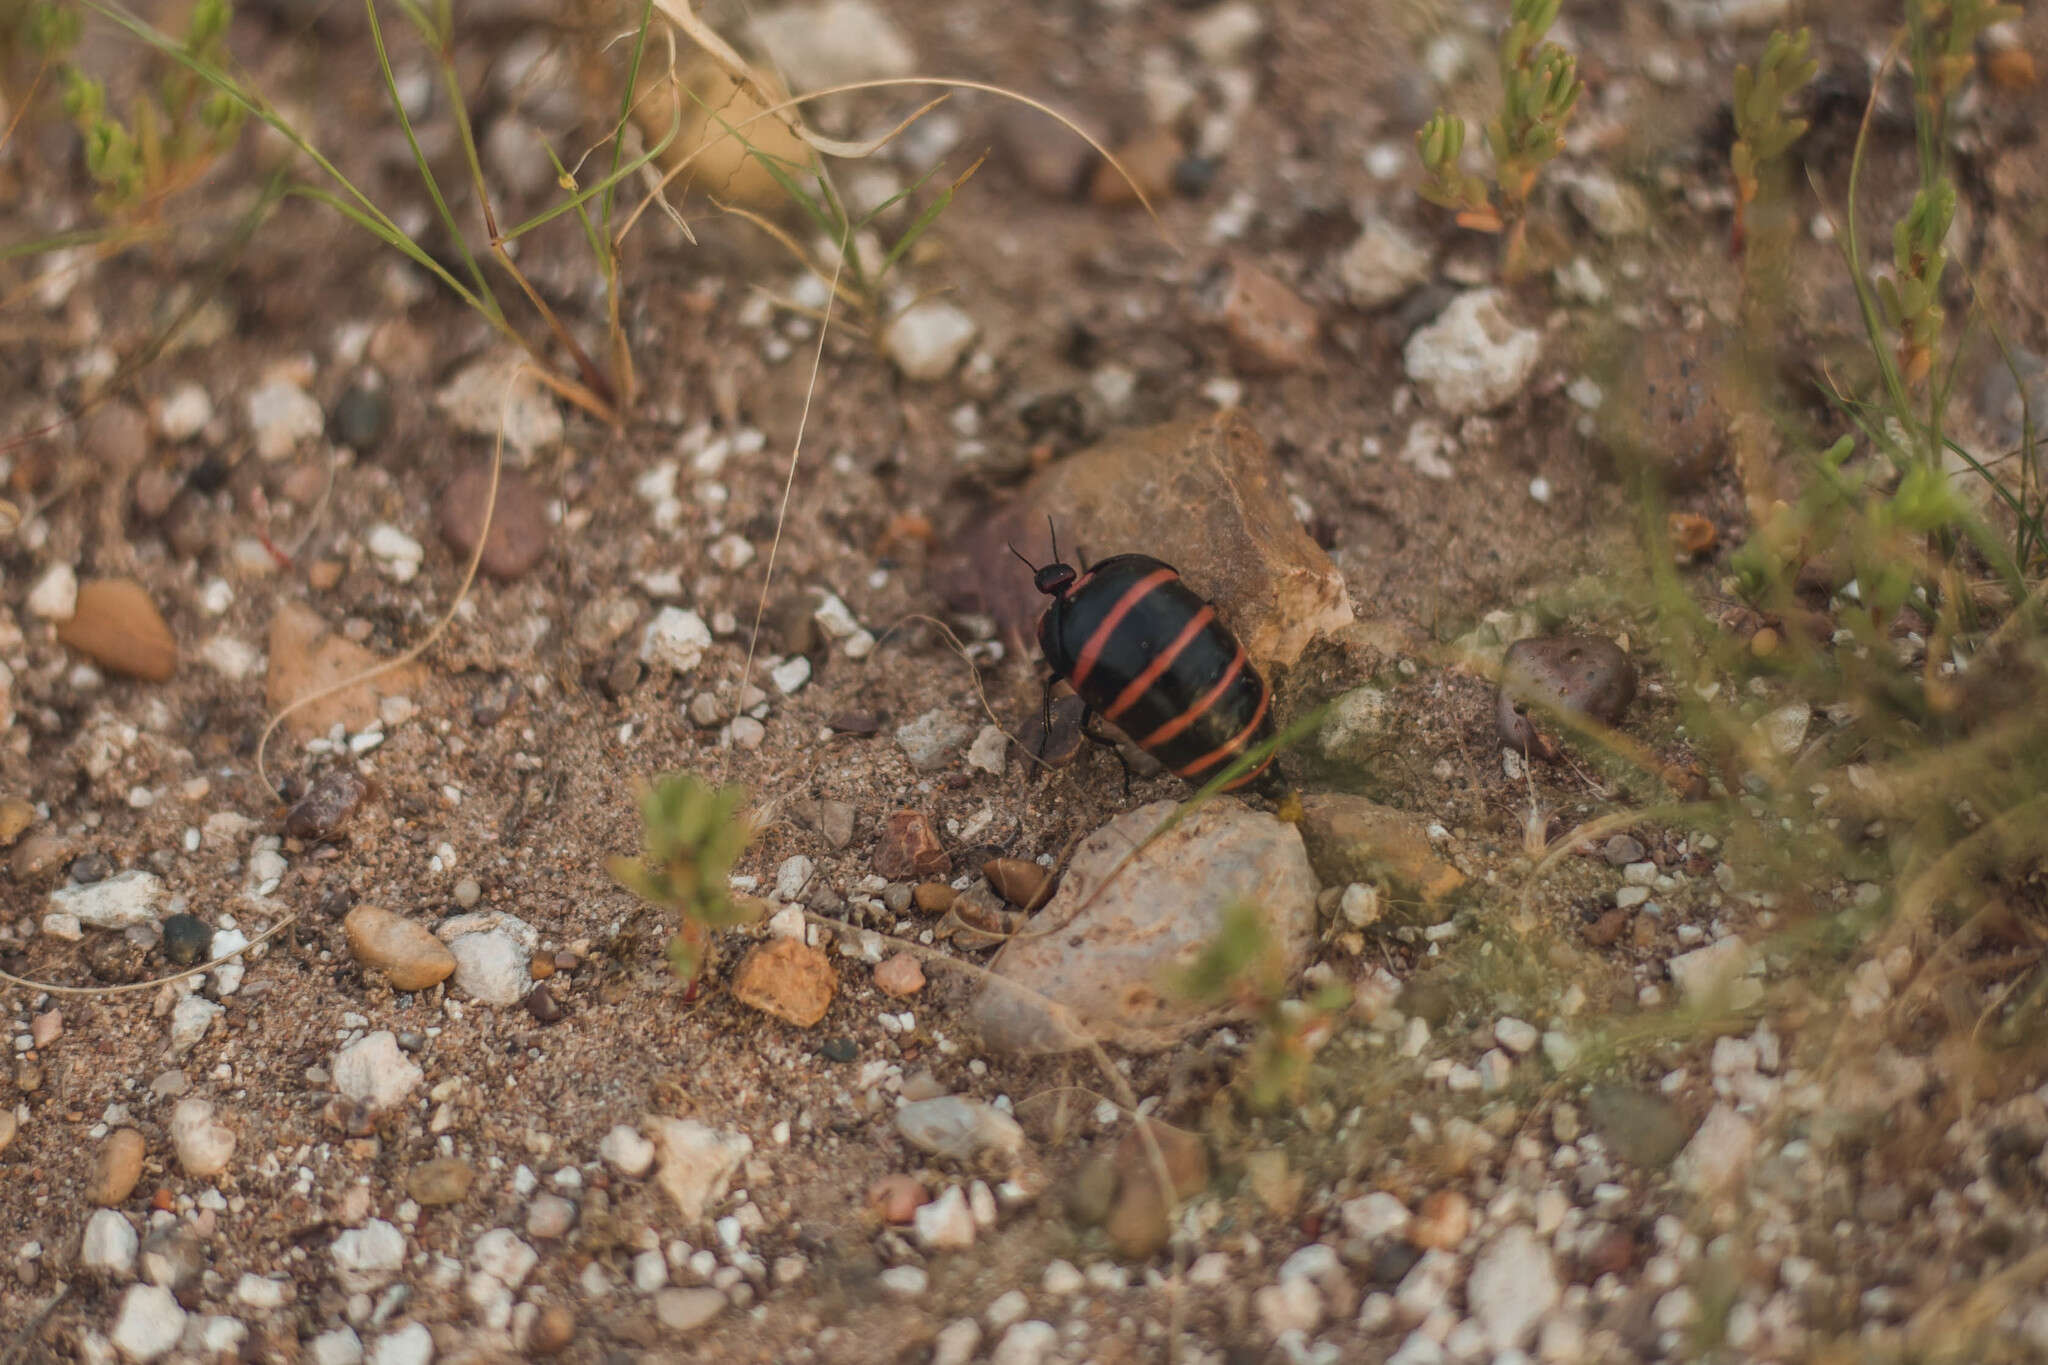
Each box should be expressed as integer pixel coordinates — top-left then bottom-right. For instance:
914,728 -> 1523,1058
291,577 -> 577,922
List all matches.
1019,528 -> 1282,795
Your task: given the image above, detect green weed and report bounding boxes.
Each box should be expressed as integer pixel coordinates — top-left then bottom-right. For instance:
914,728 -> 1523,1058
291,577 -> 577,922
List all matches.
608,774 -> 760,988
1176,904 -> 1350,1112
1728,26 -> 1817,260
1415,0 -> 1582,280
52,0 -> 677,424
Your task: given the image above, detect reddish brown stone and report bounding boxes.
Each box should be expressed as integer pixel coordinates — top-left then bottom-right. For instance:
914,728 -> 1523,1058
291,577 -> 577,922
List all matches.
873,810 -> 949,881
437,465 -> 550,579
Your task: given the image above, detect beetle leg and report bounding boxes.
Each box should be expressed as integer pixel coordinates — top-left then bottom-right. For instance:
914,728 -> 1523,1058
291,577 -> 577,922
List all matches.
1079,709 -> 1137,798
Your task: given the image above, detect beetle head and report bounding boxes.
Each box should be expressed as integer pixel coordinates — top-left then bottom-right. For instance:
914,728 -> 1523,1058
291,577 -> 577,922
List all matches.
1011,518 -> 1079,599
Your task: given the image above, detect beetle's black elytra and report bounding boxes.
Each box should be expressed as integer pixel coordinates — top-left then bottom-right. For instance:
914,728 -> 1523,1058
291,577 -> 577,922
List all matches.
1028,549 -> 1279,793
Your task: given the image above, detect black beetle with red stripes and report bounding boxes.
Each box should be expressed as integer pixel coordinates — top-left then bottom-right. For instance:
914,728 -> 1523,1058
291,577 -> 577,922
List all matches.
1019,529 -> 1283,796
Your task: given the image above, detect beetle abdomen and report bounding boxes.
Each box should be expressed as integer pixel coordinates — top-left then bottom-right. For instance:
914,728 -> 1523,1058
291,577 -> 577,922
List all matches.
1042,554 -> 1276,791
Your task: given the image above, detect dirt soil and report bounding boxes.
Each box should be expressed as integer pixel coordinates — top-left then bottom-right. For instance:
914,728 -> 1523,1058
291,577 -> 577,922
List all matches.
4,0 -> 2048,1363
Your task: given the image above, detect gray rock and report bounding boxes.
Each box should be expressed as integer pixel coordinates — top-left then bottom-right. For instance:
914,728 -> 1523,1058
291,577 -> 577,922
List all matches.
1339,219 -> 1433,310
655,1286 -> 727,1331
599,1123 -> 656,1178
166,995 -> 222,1058
168,1098 -> 235,1177
1403,289 -> 1542,416
81,1208 -> 139,1277
333,1032 -> 423,1111
435,351 -> 561,457
110,1283 -> 186,1362
990,1321 -> 1059,1365
1668,936 -> 1751,1003
932,1318 -> 982,1365
895,1096 -> 1028,1165
448,930 -> 530,1006
972,799 -> 1317,1052
1467,1225 -> 1559,1349
332,1221 -> 406,1294
471,1228 -> 538,1289
883,301 -> 979,381
245,379 -> 323,461
49,870 -> 164,930
913,1185 -> 976,1250
525,1194 -> 577,1240
308,1327 -> 365,1365
1673,1104 -> 1757,1194
965,725 -> 1009,776
748,0 -> 915,92
896,709 -> 974,770
649,1117 -> 751,1223
1560,168 -> 1649,237
640,607 -> 712,675
367,1321 -> 434,1365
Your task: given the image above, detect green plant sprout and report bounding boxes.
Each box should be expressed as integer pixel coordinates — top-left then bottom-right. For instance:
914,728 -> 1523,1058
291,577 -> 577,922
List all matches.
52,0 -> 242,216
1728,27 -> 1817,260
1415,0 -> 1582,281
1176,904 -> 1349,1111
608,774 -> 759,988
70,0 -> 676,425
1905,0 -> 2020,180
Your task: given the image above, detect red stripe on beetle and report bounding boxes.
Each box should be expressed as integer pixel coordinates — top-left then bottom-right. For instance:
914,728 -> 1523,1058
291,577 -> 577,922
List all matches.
1069,567 -> 1178,690
1103,606 -> 1215,723
1174,679 -> 1272,778
1137,643 -> 1247,749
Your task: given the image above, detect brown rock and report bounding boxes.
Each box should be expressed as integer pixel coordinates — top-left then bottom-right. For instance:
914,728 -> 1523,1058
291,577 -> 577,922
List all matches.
83,402 -> 150,469
1205,257 -> 1321,373
55,579 -> 177,681
1114,1120 -> 1209,1200
1020,691 -> 1086,770
344,906 -> 457,991
1105,1172 -> 1171,1260
912,883 -> 957,914
729,937 -> 837,1027
1496,636 -> 1637,760
941,410 -> 1352,672
89,1128 -> 147,1206
285,769 -> 368,841
0,798 -> 34,846
437,465 -> 550,579
866,1173 -> 928,1224
634,55 -> 815,211
1091,126 -> 1181,207
1295,793 -> 1467,912
972,800 -> 1317,1053
529,1303 -> 576,1355
265,602 -> 428,740
873,810 -> 949,881
1408,1189 -> 1470,1250
1585,908 -> 1631,947
1605,328 -> 1728,488
996,101 -> 1094,200
873,953 -> 926,999
406,1156 -> 475,1206
983,858 -> 1052,909
11,831 -> 70,882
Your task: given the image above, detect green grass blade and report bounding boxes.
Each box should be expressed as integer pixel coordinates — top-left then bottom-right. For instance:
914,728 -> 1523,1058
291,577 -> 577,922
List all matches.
603,0 -> 658,232
361,0 -> 497,317
501,133 -> 671,242
283,185 -> 486,313
544,144 -> 608,266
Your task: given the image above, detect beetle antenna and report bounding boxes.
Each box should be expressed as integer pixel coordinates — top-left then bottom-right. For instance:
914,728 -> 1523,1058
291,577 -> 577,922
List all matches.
1007,541 -> 1037,572
1046,515 -> 1062,567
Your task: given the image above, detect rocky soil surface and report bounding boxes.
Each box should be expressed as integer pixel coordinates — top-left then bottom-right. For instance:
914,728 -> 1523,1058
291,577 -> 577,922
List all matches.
4,0 -> 2048,1363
